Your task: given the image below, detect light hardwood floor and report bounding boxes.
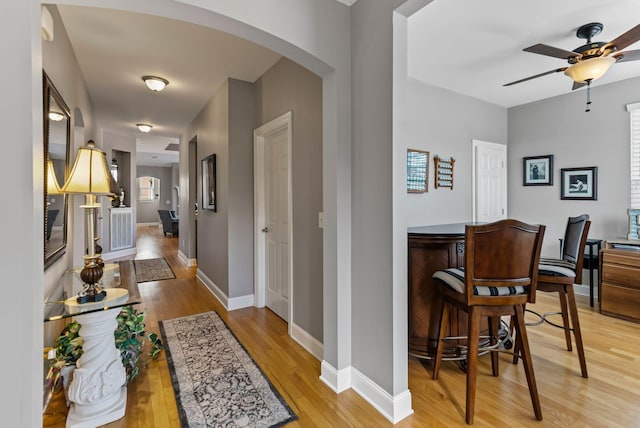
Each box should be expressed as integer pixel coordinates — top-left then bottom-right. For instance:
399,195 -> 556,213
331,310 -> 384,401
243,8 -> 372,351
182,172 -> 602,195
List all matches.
44,225 -> 640,427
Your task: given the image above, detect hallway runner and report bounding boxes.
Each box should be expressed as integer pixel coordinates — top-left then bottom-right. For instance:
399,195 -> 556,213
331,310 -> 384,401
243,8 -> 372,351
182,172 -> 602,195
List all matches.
134,257 -> 176,283
159,311 -> 297,427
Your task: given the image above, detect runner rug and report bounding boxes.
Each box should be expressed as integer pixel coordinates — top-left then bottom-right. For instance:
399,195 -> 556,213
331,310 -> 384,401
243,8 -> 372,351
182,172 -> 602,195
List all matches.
134,257 -> 176,283
159,311 -> 297,427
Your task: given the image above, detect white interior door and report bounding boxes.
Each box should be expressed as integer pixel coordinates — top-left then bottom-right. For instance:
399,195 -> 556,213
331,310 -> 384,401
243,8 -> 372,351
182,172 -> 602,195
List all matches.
473,140 -> 507,222
254,112 -> 292,323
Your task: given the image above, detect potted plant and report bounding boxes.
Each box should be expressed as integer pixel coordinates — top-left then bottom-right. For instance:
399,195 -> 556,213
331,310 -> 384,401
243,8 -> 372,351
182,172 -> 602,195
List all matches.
50,306 -> 162,388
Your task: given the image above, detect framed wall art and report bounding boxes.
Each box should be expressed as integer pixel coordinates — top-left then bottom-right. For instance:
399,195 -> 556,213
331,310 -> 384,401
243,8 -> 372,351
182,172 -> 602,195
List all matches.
523,155 -> 553,186
561,166 -> 597,200
201,153 -> 217,211
407,149 -> 429,193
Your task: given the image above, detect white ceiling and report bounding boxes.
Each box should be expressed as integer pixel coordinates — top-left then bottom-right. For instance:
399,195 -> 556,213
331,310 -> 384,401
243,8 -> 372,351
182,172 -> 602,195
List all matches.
57,0 -> 640,168
57,6 -> 282,166
408,0 -> 640,108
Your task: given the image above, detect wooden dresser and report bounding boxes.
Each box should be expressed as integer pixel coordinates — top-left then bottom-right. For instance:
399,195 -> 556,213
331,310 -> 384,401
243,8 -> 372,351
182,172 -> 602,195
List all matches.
600,240 -> 640,323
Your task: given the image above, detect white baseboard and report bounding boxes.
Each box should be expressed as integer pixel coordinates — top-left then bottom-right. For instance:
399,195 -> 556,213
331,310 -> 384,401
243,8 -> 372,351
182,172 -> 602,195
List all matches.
196,269 -> 253,311
320,361 -> 351,393
136,222 -> 160,227
291,323 -> 323,361
178,250 -> 197,267
103,247 -> 136,261
351,367 -> 413,424
319,362 -> 413,423
228,294 -> 254,311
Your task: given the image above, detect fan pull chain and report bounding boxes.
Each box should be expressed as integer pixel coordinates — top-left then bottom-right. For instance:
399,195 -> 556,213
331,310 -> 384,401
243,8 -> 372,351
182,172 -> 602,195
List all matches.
585,80 -> 592,112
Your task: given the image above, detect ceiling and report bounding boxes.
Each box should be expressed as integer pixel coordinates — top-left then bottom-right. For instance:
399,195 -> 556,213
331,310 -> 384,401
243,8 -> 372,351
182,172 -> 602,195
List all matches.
408,0 -> 640,108
56,0 -> 640,168
57,6 -> 282,166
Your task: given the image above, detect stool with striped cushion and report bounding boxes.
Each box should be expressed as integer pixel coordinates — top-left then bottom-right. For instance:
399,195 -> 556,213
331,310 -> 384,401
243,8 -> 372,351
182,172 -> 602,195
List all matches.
514,214 -> 590,378
431,220 -> 546,424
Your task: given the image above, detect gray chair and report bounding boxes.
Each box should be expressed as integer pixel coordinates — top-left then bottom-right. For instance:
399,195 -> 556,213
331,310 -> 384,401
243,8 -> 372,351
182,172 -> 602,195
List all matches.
158,210 -> 179,236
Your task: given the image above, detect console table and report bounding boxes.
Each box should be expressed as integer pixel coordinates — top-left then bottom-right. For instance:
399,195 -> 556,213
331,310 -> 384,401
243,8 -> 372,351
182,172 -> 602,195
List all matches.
44,261 -> 141,428
408,223 -> 488,359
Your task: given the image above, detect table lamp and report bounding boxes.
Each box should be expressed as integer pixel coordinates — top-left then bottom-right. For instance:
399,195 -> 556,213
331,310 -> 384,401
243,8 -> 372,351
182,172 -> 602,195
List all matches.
61,140 -> 116,303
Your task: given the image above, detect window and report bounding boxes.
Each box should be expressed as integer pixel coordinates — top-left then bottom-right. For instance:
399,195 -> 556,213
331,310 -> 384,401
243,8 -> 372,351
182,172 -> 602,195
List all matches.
627,102 -> 640,208
137,176 -> 157,202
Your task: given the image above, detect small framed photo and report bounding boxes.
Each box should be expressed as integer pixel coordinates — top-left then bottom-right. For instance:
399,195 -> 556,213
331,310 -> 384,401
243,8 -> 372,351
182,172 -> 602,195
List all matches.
201,154 -> 216,211
523,155 -> 553,186
561,167 -> 598,200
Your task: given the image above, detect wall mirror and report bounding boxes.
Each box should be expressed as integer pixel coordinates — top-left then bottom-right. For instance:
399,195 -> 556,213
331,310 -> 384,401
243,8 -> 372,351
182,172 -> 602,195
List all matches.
407,149 -> 429,193
44,71 -> 71,268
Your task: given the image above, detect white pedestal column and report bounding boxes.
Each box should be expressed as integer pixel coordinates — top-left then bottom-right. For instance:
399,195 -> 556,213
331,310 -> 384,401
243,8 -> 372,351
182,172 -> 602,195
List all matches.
65,307 -> 127,428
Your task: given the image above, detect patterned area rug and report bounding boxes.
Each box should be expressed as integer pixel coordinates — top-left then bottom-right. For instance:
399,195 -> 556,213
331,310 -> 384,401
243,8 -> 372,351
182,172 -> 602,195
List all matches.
134,257 -> 176,283
159,311 -> 297,428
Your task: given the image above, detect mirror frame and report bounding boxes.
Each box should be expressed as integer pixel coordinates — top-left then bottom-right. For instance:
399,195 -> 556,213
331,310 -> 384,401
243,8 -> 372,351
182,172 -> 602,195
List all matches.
44,71 -> 71,269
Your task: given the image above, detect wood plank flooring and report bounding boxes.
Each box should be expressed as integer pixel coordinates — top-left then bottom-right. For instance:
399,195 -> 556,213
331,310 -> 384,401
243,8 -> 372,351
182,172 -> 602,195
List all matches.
44,225 -> 640,427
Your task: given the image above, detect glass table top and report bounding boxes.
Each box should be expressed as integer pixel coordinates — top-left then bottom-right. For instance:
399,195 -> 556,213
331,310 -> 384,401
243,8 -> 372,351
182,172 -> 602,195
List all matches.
44,260 -> 141,321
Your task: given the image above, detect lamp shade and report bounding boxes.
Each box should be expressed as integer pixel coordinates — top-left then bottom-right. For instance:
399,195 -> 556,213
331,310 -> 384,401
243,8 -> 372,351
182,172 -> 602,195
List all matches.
564,56 -> 615,83
47,159 -> 63,195
61,141 -> 115,195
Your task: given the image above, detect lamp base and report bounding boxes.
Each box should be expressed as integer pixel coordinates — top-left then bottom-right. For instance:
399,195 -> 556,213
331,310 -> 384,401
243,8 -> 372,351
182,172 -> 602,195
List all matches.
76,290 -> 107,304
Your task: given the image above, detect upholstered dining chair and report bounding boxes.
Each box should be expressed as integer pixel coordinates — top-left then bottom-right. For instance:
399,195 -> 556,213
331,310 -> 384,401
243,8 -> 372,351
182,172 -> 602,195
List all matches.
431,219 -> 546,425
514,214 -> 590,378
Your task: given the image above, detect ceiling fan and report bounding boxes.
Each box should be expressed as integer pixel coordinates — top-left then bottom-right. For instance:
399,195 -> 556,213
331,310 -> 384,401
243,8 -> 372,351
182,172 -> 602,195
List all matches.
504,22 -> 640,90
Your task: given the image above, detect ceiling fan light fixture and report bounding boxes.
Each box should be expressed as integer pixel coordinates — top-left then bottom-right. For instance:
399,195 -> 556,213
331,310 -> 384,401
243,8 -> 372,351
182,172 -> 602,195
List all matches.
564,56 -> 615,83
136,123 -> 153,133
142,75 -> 169,92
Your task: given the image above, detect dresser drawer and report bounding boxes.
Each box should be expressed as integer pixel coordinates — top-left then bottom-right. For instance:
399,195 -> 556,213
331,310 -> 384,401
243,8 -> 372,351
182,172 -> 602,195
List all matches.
601,282 -> 640,322
601,250 -> 640,268
601,263 -> 640,290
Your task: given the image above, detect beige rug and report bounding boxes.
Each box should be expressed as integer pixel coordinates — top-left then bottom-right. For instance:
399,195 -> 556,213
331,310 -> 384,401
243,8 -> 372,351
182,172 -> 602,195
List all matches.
159,311 -> 297,427
134,258 -> 176,283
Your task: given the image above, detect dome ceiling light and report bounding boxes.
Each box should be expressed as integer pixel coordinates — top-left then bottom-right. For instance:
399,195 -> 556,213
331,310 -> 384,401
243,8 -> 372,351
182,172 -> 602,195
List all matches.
136,123 -> 153,133
142,75 -> 169,92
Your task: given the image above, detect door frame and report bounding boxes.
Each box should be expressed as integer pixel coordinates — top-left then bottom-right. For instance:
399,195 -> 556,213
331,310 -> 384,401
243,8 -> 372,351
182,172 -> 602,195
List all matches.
472,139 -> 507,222
254,111 -> 293,330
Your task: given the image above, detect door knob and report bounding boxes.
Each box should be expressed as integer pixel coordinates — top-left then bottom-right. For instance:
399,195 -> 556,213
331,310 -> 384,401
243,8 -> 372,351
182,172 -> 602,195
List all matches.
261,227 -> 269,233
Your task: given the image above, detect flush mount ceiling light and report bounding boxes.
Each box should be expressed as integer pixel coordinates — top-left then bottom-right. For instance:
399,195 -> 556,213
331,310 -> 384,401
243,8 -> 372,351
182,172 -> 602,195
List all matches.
142,75 -> 169,92
136,123 -> 153,133
48,111 -> 65,121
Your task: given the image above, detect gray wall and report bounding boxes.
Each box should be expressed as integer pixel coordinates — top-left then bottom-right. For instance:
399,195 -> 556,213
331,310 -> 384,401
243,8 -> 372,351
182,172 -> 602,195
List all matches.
136,165 -> 177,223
256,57 -> 324,340
227,79 -> 256,298
508,76 -> 640,257
399,81 -> 507,226
185,79 -> 232,295
351,0 -> 404,395
42,4 -> 96,300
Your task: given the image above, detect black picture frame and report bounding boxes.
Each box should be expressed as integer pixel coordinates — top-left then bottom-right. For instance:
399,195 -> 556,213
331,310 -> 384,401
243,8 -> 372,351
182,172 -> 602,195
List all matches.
561,167 -> 598,200
523,155 -> 553,186
201,154 -> 216,211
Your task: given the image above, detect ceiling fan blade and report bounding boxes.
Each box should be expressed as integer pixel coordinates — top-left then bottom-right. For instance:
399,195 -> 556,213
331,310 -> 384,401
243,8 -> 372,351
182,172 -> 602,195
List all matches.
572,81 -> 587,90
609,24 -> 640,52
524,43 -> 581,60
503,68 -> 567,87
613,49 -> 640,62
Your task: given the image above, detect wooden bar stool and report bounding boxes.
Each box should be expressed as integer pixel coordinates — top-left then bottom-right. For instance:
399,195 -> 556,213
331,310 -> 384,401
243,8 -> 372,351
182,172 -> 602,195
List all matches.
432,219 -> 546,424
515,214 -> 590,378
